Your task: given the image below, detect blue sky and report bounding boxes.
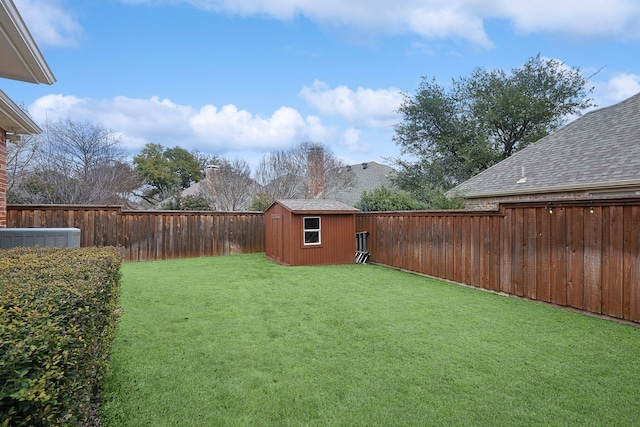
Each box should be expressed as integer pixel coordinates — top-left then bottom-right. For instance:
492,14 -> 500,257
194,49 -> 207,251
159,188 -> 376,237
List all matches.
4,0 -> 640,170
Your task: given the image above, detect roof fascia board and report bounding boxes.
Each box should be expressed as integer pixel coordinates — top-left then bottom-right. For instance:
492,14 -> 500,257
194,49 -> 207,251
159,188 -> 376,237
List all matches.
0,89 -> 40,134
462,180 -> 640,199
0,0 -> 56,84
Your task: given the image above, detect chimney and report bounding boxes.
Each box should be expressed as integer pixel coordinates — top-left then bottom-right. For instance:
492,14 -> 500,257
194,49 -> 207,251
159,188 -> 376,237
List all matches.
307,147 -> 324,198
205,164 -> 219,180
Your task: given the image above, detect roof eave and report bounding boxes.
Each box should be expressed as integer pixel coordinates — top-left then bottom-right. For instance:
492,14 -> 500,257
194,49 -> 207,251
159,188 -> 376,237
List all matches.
289,209 -> 358,215
461,180 -> 640,199
0,89 -> 40,134
0,0 -> 56,84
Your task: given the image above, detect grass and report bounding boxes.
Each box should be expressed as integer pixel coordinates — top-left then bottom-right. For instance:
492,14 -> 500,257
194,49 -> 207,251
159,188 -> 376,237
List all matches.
101,253 -> 640,426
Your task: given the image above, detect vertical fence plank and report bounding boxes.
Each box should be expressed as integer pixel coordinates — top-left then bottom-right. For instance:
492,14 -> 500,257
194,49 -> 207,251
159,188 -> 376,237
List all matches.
584,206 -> 603,313
501,208 -> 513,294
443,216 -> 452,281
536,206 -> 551,302
489,215 -> 501,292
524,207 -> 538,299
550,207 -> 567,306
629,206 -> 640,322
602,206 -> 624,318
513,208 -> 525,297
566,207 -> 584,309
460,216 -> 470,284
453,216 -> 463,283
479,216 -> 491,289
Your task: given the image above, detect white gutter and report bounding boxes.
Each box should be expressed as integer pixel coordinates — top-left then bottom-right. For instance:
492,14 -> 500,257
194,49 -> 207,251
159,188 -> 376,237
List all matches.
0,0 -> 56,84
0,88 -> 40,134
459,180 -> 640,199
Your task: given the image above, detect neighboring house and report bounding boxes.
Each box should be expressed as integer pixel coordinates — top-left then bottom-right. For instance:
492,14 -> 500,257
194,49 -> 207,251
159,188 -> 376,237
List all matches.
449,92 -> 640,210
172,158 -> 395,210
333,161 -> 396,207
163,164 -> 259,211
0,0 -> 56,226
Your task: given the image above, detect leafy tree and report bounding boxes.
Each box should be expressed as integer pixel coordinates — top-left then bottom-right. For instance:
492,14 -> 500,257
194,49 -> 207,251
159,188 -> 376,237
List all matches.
161,194 -> 212,210
426,189 -> 466,210
355,186 -> 427,211
393,54 -> 595,197
133,143 -> 203,205
247,193 -> 274,211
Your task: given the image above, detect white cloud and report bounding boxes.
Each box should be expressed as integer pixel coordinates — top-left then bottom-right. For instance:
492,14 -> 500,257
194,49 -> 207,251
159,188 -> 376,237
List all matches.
14,0 -> 640,50
299,80 -> 403,128
17,0 -> 640,51
340,127 -> 369,153
14,0 -> 83,47
498,0 -> 640,39
189,104 -> 321,149
594,73 -> 640,106
28,95 -> 332,154
116,0 -> 640,45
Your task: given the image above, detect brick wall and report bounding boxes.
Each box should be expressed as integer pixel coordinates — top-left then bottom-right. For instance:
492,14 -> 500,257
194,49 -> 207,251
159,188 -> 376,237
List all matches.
0,131 -> 6,227
463,189 -> 640,210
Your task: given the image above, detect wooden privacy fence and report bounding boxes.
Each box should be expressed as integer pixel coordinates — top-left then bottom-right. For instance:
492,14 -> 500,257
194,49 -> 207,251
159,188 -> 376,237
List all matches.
7,199 -> 640,323
6,205 -> 266,262
357,198 -> 640,324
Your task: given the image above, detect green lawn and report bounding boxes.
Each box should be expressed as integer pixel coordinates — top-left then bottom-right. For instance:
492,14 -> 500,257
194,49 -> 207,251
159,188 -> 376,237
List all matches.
101,254 -> 640,426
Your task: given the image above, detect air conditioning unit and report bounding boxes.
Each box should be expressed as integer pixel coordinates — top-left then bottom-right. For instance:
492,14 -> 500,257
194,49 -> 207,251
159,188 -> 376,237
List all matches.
0,228 -> 81,249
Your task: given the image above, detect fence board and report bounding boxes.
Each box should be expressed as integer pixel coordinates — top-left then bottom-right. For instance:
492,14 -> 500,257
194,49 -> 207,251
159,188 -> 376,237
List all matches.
536,207 -> 551,302
452,216 -> 462,283
584,207 -> 603,313
566,207 -> 584,309
550,207 -> 567,306
629,206 -> 640,322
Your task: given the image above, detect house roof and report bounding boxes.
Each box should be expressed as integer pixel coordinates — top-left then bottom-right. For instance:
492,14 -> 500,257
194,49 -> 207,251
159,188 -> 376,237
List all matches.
0,0 -> 55,85
333,161 -> 396,206
0,0 -> 54,135
273,199 -> 359,214
0,89 -> 40,134
449,91 -> 640,198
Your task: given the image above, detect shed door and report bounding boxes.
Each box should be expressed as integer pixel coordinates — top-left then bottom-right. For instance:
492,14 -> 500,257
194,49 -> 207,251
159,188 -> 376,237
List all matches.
271,214 -> 283,263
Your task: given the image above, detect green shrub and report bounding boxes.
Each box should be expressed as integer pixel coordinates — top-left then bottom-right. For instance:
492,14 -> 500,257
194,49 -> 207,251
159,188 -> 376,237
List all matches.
0,247 -> 123,426
355,185 -> 427,211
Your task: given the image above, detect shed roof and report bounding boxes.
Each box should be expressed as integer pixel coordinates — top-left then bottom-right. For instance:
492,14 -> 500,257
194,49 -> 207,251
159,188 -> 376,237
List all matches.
449,91 -> 640,198
273,199 -> 359,214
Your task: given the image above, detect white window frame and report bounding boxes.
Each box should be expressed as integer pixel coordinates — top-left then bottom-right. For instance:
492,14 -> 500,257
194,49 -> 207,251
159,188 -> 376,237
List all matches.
303,216 -> 321,246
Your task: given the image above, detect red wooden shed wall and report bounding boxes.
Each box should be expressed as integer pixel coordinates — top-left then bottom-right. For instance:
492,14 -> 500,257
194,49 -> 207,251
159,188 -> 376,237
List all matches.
265,202 -> 356,266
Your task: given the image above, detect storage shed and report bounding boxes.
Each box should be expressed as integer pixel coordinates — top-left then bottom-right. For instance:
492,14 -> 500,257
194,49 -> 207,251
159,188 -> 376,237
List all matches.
265,199 -> 359,266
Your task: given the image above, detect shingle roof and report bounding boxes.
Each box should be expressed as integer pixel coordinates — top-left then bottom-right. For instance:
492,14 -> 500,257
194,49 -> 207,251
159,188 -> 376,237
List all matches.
449,91 -> 640,198
333,161 -> 396,206
275,199 -> 359,213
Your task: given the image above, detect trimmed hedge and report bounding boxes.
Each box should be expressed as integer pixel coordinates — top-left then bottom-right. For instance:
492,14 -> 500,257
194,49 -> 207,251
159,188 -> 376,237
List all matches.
0,247 -> 123,426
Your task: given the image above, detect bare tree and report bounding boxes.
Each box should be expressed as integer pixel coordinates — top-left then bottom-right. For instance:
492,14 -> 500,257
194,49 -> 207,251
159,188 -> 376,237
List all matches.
254,141 -> 355,202
254,149 -> 305,200
199,157 -> 256,211
6,134 -> 39,203
8,118 -> 142,205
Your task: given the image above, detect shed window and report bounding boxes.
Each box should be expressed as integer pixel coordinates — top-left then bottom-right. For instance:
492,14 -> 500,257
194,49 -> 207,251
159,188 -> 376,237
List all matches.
303,217 -> 321,245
